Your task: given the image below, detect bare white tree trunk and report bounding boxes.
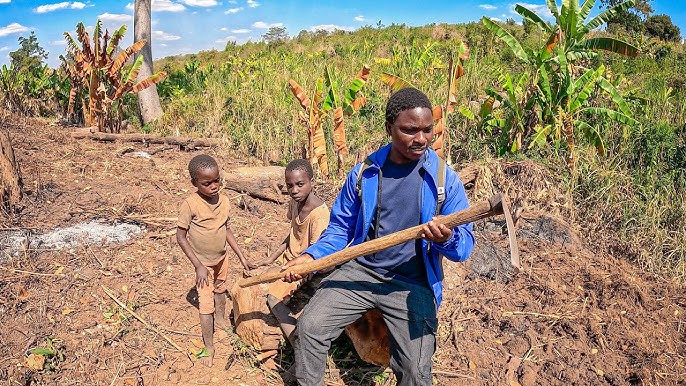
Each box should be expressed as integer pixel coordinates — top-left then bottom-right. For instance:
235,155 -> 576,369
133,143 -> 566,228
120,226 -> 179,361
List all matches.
134,0 -> 163,124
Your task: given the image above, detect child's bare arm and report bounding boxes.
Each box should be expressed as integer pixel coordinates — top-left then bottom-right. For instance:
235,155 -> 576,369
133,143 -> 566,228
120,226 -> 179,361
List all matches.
225,225 -> 250,270
259,235 -> 288,266
176,227 -> 209,288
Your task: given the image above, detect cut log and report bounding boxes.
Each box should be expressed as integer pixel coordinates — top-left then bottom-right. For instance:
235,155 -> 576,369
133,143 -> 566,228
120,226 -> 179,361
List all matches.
71,128 -> 220,149
345,309 -> 390,366
222,166 -> 288,204
0,129 -> 22,212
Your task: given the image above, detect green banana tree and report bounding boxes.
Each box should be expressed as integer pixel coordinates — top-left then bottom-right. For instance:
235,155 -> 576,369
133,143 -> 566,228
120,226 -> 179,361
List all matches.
480,0 -> 640,170
532,48 -> 637,169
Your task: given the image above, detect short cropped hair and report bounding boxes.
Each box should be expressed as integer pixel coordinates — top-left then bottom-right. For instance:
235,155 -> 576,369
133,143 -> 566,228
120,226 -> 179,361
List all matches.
188,154 -> 218,181
385,88 -> 432,125
285,159 -> 314,180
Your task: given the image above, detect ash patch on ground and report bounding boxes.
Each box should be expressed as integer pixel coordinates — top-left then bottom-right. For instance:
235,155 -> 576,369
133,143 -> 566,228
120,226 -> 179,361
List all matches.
1,220 -> 143,261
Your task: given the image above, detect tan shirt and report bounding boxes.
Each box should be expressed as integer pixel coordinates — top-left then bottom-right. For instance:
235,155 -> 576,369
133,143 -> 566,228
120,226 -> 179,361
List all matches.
286,200 -> 330,259
177,192 -> 231,266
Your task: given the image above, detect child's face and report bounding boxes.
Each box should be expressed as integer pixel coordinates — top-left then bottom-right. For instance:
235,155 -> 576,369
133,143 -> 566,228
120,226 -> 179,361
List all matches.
285,169 -> 312,203
192,166 -> 221,199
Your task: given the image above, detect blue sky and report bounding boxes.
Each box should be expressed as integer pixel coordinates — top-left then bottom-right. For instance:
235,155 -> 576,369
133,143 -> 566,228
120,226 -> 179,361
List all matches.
1,0 -> 684,68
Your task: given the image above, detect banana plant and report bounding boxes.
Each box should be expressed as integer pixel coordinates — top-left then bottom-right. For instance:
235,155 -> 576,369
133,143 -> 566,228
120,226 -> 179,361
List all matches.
483,0 -> 639,67
289,65 -> 371,177
480,0 -> 640,170
289,78 -> 329,175
480,71 -> 539,155
533,48 -> 637,169
431,41 -> 470,160
321,65 -> 371,176
64,19 -> 167,132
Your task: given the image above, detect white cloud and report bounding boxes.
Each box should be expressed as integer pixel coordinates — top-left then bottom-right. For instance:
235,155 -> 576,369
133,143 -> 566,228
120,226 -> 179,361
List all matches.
179,0 -> 218,6
354,15 -> 365,22
152,30 -> 181,41
512,3 -> 553,20
152,0 -> 186,12
0,46 -> 9,51
215,35 -> 237,43
489,17 -> 503,22
247,0 -> 259,7
220,27 -> 228,31
51,40 -> 67,46
0,0 -> 11,3
98,13 -> 132,22
252,21 -> 282,29
126,3 -> 133,10
479,4 -> 497,10
0,22 -> 29,37
34,1 -> 85,13
225,7 -> 242,13
309,24 -> 353,33
159,43 -> 167,47
228,0 -> 237,3
231,28 -> 250,33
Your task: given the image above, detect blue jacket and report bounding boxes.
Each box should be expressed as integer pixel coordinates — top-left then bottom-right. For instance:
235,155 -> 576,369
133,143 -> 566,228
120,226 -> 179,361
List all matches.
304,144 -> 475,307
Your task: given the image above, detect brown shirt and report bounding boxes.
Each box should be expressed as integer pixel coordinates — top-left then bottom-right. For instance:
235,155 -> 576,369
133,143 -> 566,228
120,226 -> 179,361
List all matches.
177,192 -> 232,266
286,200 -> 330,259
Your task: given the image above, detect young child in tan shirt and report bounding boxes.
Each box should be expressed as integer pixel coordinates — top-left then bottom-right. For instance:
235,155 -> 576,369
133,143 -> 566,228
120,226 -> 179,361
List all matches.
254,159 -> 329,268
176,154 -> 249,367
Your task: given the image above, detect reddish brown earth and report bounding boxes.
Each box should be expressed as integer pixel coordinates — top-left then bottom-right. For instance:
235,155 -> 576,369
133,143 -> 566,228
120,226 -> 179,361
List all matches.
1,114 -> 685,385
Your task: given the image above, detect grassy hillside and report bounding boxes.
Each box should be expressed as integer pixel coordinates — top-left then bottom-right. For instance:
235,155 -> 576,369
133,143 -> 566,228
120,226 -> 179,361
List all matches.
149,22 -> 686,281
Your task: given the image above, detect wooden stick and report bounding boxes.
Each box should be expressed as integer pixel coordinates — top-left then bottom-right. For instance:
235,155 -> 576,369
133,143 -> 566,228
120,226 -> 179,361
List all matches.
239,194 -> 505,288
101,285 -> 192,362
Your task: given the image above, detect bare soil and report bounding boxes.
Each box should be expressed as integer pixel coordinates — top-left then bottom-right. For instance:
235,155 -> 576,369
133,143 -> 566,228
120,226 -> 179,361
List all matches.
1,114 -> 685,385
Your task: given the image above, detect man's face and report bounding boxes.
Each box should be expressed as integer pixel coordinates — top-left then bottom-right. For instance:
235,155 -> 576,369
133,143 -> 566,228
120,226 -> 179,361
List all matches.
192,166 -> 221,199
386,107 -> 434,164
285,169 -> 312,203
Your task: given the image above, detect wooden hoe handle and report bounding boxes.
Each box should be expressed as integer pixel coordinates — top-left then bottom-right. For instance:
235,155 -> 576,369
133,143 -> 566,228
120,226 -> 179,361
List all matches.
239,193 -> 509,288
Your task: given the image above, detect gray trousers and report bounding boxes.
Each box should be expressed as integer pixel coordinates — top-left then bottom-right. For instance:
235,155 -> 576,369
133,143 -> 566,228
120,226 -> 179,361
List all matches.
294,260 -> 438,386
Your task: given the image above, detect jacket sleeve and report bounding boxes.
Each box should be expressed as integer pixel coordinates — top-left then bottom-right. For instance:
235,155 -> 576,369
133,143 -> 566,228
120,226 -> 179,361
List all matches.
303,166 -> 361,259
431,169 -> 475,262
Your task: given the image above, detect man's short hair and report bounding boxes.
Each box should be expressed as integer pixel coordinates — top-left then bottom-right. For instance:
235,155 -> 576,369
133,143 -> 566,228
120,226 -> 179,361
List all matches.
285,159 -> 314,180
188,154 -> 218,181
385,88 -> 432,125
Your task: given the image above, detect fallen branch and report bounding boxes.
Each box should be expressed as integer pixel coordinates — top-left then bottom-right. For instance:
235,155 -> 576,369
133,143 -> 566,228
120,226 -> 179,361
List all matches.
0,266 -> 65,277
71,128 -> 220,149
101,285 -> 192,363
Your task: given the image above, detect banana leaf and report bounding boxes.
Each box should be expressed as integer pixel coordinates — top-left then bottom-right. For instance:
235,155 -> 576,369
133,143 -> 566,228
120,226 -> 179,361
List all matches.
380,72 -> 414,92
515,4 -> 554,34
481,17 -> 530,64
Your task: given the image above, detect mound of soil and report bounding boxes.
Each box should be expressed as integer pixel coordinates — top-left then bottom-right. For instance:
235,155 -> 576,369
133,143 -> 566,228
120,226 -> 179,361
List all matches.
1,114 -> 684,385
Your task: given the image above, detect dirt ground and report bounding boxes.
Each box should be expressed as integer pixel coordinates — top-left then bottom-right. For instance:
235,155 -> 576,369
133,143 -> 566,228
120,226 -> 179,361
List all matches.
1,114 -> 685,386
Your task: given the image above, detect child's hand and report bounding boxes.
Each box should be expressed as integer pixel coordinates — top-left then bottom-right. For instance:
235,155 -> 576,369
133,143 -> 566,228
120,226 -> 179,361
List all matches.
247,260 -> 262,270
195,265 -> 210,288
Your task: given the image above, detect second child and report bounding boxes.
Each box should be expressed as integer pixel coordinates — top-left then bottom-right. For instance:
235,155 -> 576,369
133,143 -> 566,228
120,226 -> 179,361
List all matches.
176,154 -> 250,367
254,159 -> 329,270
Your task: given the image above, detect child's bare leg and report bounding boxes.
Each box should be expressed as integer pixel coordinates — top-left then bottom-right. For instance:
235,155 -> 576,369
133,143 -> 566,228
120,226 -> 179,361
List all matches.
199,313 -> 215,367
214,291 -> 227,330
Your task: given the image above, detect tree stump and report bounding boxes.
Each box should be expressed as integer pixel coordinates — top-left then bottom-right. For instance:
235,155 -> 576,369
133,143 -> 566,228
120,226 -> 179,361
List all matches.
231,267 -> 391,366
0,129 -> 22,213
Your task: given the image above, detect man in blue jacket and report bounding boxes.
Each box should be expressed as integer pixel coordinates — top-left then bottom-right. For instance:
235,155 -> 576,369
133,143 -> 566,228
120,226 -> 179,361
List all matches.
284,87 -> 475,386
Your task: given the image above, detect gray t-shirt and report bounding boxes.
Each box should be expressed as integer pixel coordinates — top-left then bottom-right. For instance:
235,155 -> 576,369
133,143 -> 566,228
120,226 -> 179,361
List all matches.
358,157 -> 428,285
